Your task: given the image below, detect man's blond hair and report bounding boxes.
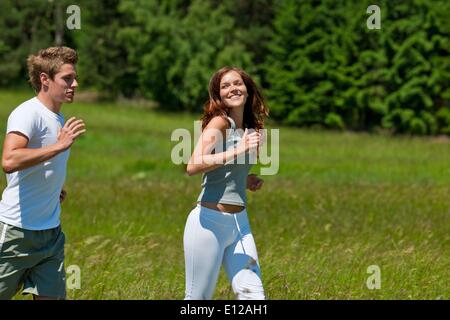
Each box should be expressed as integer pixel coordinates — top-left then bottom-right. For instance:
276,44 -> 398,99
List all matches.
27,47 -> 78,92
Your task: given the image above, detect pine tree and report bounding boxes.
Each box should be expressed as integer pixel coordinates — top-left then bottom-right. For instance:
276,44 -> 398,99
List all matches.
264,0 -> 450,134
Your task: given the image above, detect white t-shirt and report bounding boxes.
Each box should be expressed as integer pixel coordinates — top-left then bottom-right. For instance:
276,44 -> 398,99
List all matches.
0,97 -> 70,230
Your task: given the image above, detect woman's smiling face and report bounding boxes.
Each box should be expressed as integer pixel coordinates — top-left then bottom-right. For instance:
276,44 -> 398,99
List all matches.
219,71 -> 248,109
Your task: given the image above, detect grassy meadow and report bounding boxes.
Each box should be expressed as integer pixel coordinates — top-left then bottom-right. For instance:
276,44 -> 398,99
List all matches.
0,90 -> 448,300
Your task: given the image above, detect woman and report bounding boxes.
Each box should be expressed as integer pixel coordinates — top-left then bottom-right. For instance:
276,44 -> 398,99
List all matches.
184,67 -> 269,300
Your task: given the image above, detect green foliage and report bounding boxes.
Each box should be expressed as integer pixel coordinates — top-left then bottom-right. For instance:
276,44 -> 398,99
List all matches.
74,0 -> 138,99
0,0 -> 449,135
436,107 -> 450,134
217,0 -> 275,86
325,113 -> 345,130
118,0 -> 253,111
0,0 -> 74,87
264,0 -> 450,134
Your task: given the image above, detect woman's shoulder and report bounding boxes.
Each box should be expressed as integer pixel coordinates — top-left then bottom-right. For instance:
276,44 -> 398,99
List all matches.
205,115 -> 232,130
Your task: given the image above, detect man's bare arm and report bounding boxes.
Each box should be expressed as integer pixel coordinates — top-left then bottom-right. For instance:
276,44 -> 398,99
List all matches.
1,117 -> 86,174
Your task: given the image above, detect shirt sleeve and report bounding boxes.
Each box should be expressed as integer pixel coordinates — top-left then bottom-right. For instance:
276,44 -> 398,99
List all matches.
6,107 -> 36,140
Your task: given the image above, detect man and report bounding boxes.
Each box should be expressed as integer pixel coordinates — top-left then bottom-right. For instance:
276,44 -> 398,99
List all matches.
0,46 -> 85,300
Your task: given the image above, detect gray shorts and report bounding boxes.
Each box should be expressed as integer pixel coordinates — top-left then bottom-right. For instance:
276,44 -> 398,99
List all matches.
0,220 -> 66,299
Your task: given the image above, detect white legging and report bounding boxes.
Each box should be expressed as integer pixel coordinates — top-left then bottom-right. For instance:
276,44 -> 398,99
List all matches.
183,204 -> 265,300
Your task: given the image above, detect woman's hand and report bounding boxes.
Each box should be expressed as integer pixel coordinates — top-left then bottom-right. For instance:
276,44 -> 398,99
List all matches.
236,129 -> 261,155
247,174 -> 263,192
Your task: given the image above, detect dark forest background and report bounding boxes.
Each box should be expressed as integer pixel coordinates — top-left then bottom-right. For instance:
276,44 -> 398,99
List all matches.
1,0 -> 449,134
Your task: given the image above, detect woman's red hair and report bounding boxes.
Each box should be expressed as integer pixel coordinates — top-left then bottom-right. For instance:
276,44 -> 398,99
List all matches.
201,67 -> 269,130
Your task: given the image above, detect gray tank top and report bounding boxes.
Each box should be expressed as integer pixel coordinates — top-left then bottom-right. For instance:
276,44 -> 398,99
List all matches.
197,117 -> 253,206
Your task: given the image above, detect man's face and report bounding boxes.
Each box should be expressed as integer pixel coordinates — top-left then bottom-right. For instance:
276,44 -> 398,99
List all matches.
44,63 -> 78,104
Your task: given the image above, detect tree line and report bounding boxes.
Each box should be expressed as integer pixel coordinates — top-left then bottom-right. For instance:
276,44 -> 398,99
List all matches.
0,0 -> 449,134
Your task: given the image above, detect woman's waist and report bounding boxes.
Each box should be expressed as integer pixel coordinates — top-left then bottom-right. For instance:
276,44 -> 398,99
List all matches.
197,201 -> 245,214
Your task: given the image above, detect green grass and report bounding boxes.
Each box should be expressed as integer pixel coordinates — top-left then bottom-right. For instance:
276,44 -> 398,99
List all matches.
0,90 -> 448,299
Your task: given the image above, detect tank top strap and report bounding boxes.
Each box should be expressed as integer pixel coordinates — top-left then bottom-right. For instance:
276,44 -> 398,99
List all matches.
226,116 -> 236,130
